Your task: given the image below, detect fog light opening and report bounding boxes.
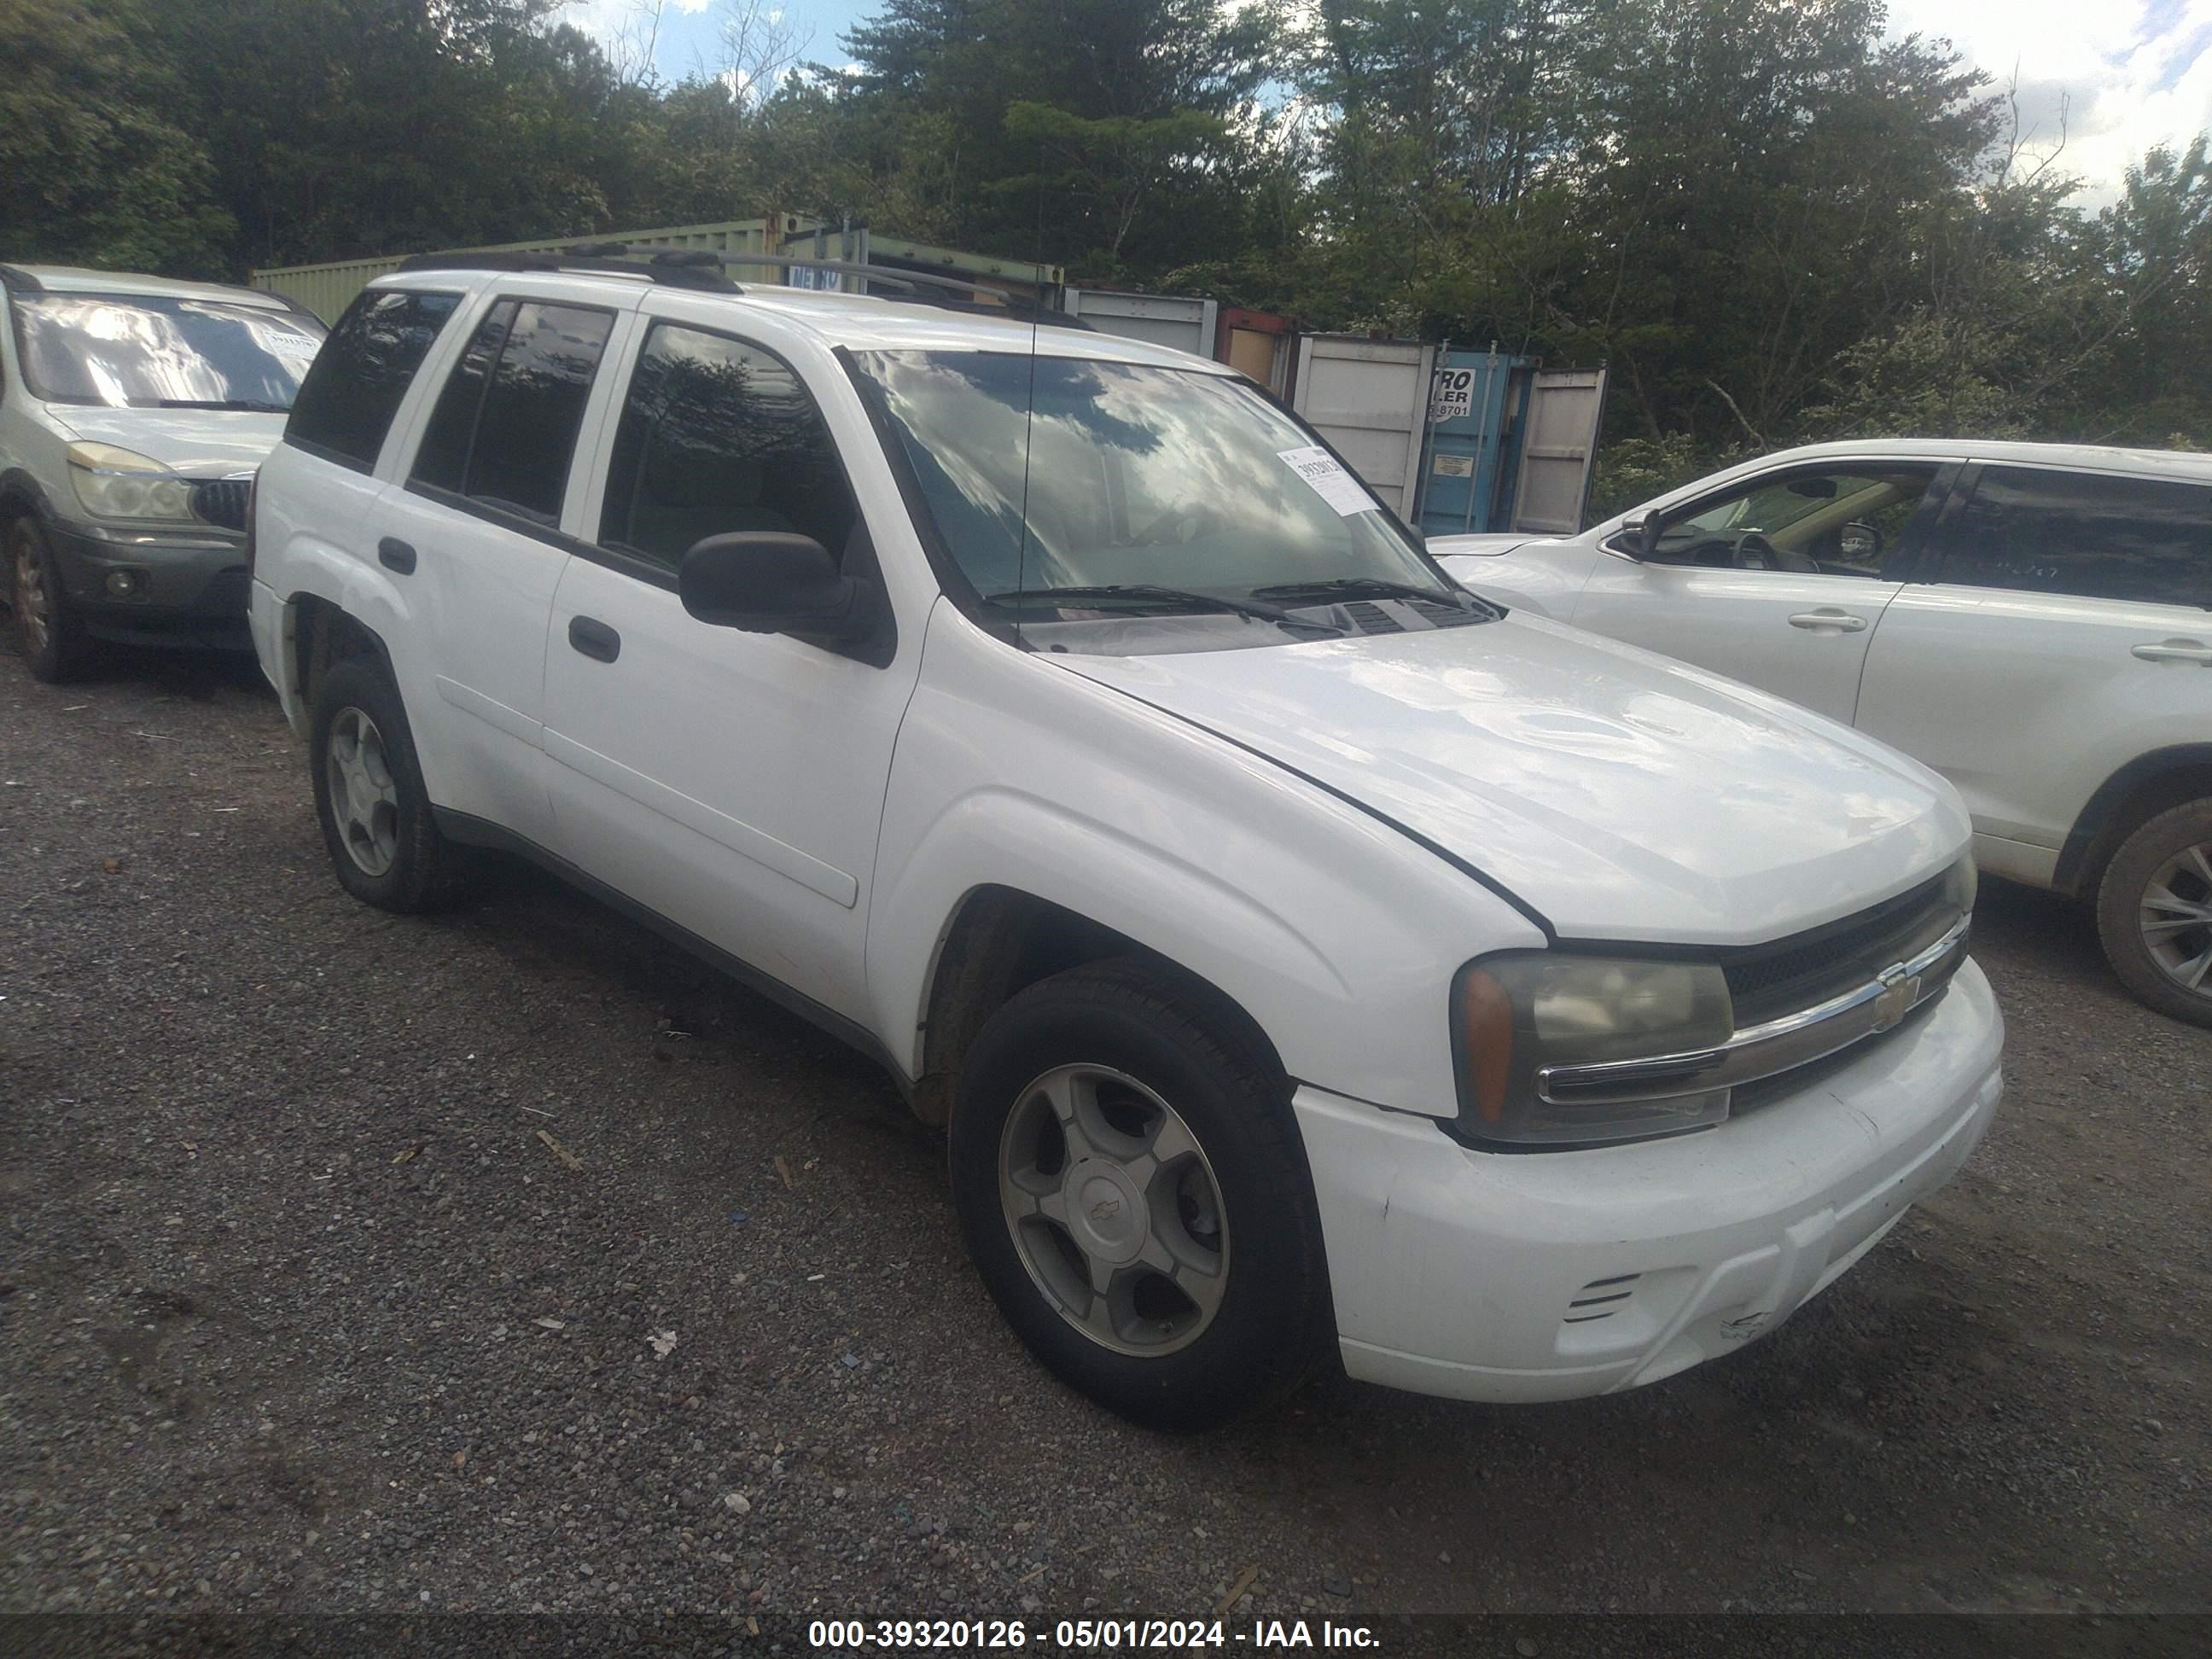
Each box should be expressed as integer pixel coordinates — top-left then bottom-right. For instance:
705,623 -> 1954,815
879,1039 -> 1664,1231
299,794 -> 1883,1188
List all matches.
103,569 -> 146,599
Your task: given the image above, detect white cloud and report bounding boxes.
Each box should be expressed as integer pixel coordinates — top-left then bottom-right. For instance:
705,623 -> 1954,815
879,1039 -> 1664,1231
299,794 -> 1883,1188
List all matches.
1888,0 -> 2212,203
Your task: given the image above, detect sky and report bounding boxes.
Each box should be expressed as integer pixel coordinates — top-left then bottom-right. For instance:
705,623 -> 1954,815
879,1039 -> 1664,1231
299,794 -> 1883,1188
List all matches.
1889,0 -> 2212,204
557,0 -> 868,87
561,1 -> 2212,208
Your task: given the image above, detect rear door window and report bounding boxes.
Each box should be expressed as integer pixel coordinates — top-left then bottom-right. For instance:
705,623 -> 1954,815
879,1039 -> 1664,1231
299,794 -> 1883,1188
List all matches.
1941,467 -> 2212,608
285,288 -> 458,470
408,299 -> 615,526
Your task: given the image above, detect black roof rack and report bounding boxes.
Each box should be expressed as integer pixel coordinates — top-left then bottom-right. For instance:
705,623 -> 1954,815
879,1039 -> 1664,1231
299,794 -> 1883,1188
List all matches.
388,242 -> 1090,329
672,249 -> 1090,329
393,248 -> 741,294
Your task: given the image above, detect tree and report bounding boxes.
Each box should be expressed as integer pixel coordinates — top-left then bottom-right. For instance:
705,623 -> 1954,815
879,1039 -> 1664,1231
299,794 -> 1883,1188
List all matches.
0,0 -> 234,276
838,0 -> 1281,272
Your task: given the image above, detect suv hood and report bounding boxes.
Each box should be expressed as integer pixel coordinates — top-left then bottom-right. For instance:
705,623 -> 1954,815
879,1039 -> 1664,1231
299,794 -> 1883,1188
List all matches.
45,405 -> 288,479
1057,614 -> 1966,946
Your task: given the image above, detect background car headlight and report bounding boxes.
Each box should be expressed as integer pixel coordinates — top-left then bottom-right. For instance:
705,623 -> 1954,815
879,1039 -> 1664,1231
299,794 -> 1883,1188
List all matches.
1452,952 -> 1736,1148
67,442 -> 195,522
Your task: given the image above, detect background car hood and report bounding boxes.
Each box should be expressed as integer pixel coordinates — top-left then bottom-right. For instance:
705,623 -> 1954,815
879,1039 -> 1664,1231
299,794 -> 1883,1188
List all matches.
1056,614 -> 1967,946
1426,531 -> 1552,558
47,405 -> 288,479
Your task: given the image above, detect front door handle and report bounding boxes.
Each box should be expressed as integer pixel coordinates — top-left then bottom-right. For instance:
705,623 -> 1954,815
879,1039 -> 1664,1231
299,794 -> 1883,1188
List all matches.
568,614 -> 620,664
1788,608 -> 1867,633
377,537 -> 416,575
2133,639 -> 2212,666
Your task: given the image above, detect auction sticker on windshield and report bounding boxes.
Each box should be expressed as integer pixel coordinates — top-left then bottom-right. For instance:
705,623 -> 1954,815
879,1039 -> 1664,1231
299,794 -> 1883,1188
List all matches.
1278,445 -> 1378,516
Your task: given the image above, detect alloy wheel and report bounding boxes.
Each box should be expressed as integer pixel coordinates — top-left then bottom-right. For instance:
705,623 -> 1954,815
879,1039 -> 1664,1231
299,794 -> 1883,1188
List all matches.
997,1063 -> 1231,1357
325,706 -> 402,877
2139,841 -> 2212,999
11,529 -> 50,655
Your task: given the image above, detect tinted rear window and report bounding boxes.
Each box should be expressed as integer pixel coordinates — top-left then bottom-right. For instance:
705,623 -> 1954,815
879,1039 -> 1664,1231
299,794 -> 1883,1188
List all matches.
285,288 -> 459,470
1944,466 -> 2212,608
408,299 -> 614,525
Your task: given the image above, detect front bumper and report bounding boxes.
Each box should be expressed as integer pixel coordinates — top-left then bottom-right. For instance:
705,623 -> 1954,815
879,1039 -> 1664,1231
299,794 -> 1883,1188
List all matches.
1295,958 -> 2004,1403
49,519 -> 252,651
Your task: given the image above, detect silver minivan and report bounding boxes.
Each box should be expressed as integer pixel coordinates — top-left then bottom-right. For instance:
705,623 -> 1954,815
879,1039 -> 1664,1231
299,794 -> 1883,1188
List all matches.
1,264 -> 325,679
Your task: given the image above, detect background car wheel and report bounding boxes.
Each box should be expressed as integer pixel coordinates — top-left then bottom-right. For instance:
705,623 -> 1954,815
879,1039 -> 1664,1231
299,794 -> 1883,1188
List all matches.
8,516 -> 96,684
2095,798 -> 2212,1029
310,655 -> 472,913
948,959 -> 1331,1431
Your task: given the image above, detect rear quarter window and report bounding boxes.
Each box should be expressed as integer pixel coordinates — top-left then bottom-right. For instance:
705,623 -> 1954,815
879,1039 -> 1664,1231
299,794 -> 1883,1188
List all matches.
285,288 -> 463,472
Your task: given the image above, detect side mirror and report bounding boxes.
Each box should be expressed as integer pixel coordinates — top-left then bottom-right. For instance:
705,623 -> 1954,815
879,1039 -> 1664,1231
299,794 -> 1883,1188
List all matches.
1622,509 -> 1661,561
680,532 -> 867,641
1837,520 -> 1883,562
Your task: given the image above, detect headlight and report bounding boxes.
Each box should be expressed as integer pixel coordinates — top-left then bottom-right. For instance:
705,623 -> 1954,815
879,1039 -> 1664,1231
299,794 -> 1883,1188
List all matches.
1452,953 -> 1735,1148
67,442 -> 195,522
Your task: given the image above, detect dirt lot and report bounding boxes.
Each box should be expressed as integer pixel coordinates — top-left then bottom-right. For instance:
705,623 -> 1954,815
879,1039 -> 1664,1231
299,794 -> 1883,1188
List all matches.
2,642 -> 2206,1631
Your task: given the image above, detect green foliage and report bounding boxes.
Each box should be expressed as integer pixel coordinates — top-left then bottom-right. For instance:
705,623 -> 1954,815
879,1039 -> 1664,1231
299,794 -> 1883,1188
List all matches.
0,0 -> 234,276
0,0 -> 2206,464
1587,433 -> 1721,521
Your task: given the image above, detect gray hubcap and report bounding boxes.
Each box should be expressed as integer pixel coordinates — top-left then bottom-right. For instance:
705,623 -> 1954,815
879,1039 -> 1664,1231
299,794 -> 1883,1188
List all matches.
998,1064 -> 1230,1356
2139,841 -> 2212,998
326,706 -> 402,877
11,531 -> 49,653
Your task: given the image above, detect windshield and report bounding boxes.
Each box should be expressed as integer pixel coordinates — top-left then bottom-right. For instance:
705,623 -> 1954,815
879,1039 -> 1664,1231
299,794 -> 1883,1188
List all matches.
854,351 -> 1452,615
12,293 -> 325,410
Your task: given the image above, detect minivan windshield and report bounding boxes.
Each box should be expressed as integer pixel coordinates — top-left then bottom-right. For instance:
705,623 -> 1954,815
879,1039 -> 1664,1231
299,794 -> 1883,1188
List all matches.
12,292 -> 325,410
854,351 -> 1458,620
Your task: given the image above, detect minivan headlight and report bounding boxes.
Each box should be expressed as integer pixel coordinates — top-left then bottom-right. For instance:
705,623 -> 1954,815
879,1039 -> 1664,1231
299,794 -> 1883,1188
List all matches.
67,442 -> 194,522
1452,953 -> 1736,1148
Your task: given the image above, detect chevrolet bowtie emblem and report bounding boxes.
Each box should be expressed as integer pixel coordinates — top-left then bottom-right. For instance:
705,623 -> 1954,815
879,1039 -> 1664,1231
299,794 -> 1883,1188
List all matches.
1871,964 -> 1919,1033
1091,1198 -> 1121,1222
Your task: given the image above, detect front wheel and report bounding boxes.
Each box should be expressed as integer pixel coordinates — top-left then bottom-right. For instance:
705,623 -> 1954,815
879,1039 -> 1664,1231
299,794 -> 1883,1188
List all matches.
2095,799 -> 2212,1029
949,961 -> 1331,1431
9,516 -> 95,683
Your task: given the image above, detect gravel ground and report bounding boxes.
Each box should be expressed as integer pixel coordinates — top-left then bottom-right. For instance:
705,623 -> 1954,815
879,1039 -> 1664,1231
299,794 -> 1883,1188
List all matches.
1,641 -> 2206,1633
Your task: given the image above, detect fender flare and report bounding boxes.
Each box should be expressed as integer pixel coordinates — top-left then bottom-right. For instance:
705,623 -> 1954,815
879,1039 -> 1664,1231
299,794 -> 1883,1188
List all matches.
2054,744 -> 2212,895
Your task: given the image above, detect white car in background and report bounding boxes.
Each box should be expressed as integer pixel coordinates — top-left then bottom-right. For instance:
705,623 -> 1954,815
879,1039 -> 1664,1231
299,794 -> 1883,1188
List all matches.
0,263 -> 326,680
1435,439 -> 2212,1028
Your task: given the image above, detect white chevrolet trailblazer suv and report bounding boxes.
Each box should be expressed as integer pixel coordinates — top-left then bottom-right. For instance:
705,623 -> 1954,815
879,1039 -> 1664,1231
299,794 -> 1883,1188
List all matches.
1435,441 -> 2212,1029
249,252 -> 2004,1429
2,263 -> 326,678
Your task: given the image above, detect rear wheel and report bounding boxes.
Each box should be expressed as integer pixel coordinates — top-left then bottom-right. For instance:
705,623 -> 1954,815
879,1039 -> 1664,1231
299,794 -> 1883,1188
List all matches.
2095,799 -> 2212,1029
310,655 -> 472,912
8,515 -> 95,683
949,960 -> 1330,1431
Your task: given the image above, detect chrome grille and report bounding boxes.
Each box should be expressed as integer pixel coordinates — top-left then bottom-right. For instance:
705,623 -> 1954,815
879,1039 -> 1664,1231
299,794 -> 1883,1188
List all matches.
190,476 -> 252,533
1720,873 -> 1956,1027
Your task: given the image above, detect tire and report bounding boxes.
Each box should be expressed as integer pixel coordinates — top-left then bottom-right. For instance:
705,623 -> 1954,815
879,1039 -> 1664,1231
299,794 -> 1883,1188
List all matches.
8,515 -> 96,684
309,654 -> 472,913
2095,798 -> 2212,1029
948,959 -> 1331,1431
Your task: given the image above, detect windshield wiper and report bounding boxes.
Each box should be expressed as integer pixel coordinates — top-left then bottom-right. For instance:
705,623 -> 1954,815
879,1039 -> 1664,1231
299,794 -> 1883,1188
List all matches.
987,584 -> 1346,635
1250,577 -> 1499,618
152,399 -> 290,413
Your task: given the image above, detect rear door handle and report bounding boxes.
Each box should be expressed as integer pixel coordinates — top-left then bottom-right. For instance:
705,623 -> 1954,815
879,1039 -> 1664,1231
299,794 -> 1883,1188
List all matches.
377,537 -> 416,575
2133,639 -> 2212,665
568,614 -> 620,664
1787,608 -> 1867,633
